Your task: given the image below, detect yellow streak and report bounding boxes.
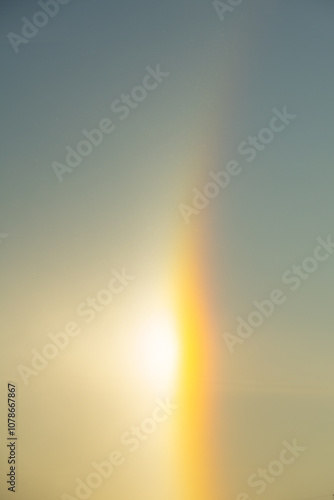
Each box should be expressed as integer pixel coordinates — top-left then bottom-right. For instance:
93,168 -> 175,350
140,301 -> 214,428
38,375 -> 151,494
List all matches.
171,235 -> 221,500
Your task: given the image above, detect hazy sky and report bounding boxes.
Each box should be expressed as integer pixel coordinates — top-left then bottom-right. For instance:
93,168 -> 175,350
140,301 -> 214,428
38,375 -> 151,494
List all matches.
1,1 -> 334,500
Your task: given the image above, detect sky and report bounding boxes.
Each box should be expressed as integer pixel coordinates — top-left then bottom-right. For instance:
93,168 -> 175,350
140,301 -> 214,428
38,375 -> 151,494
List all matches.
1,1 -> 334,499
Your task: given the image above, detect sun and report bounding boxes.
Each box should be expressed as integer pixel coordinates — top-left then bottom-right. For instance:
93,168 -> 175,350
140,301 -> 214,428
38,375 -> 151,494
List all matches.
138,311 -> 180,392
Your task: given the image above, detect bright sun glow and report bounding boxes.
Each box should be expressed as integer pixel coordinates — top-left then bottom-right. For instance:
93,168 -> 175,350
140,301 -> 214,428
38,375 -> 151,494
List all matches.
138,312 -> 180,392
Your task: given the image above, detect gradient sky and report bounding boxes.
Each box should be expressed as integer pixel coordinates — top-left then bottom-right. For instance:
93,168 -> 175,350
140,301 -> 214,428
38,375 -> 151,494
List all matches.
1,1 -> 334,500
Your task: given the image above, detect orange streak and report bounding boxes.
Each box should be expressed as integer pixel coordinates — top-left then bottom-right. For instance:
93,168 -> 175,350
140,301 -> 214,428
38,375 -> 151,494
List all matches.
172,231 -> 222,500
